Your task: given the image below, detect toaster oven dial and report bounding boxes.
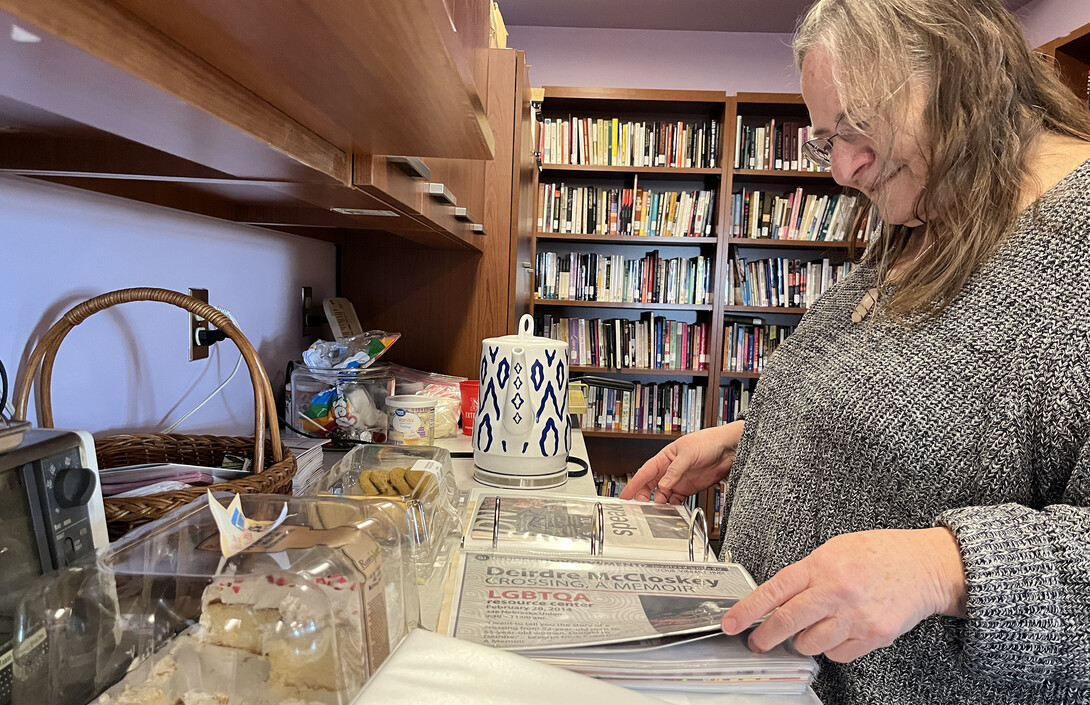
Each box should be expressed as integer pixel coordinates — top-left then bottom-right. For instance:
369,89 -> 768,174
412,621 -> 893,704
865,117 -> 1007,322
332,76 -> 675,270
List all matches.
52,466 -> 96,508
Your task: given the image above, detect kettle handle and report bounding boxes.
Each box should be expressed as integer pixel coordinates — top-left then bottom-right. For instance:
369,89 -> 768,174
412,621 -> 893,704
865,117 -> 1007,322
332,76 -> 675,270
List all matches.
518,314 -> 534,337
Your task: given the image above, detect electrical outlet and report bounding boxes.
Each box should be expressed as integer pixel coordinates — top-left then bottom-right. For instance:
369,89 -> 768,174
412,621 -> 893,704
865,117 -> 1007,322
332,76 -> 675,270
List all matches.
188,287 -> 210,361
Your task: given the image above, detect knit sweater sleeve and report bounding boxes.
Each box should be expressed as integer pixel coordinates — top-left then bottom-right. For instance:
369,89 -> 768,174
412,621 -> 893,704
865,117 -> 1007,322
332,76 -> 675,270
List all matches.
937,331 -> 1090,689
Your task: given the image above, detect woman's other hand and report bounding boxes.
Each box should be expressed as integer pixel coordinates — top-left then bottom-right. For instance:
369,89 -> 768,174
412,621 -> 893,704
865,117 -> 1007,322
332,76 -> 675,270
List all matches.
619,421 -> 745,504
721,527 -> 968,662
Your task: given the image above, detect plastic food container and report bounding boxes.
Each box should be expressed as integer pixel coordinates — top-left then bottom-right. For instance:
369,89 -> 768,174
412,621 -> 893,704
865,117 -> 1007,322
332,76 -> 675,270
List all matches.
290,365 -> 395,442
310,444 -> 461,583
12,494 -> 418,705
385,395 -> 437,445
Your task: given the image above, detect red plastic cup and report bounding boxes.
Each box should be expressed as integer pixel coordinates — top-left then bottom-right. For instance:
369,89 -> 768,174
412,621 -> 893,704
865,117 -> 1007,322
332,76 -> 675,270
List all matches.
460,380 -> 480,435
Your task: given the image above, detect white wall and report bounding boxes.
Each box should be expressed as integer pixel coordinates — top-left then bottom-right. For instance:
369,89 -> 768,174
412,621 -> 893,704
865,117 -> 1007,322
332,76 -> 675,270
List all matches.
1,176 -> 336,437
509,27 -> 800,92
1017,0 -> 1090,48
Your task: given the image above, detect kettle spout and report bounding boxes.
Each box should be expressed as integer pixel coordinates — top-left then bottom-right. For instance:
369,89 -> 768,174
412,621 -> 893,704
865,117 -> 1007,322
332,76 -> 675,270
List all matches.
502,346 -> 533,437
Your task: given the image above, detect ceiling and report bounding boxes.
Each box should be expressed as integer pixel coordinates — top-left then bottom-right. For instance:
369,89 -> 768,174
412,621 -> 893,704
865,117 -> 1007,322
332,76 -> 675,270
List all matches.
498,0 -> 1039,34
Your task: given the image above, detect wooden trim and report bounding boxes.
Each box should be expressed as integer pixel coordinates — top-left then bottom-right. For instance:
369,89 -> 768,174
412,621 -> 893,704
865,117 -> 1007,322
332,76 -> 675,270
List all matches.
727,237 -> 851,249
723,305 -> 807,314
571,365 -> 711,377
735,92 -> 804,104
533,298 -> 714,311
536,233 -> 716,245
732,169 -> 833,179
543,86 -> 726,103
719,371 -> 761,379
540,164 -> 721,175
581,428 -> 686,439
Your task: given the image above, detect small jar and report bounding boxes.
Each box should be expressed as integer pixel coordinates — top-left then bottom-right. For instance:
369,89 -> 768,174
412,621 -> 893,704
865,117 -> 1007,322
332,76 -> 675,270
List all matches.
290,365 -> 394,441
386,395 -> 437,445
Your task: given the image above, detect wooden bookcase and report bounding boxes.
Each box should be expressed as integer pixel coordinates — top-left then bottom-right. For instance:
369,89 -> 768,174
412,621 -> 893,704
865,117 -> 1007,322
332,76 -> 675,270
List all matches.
527,89 -> 861,537
529,87 -> 729,527
1038,21 -> 1090,107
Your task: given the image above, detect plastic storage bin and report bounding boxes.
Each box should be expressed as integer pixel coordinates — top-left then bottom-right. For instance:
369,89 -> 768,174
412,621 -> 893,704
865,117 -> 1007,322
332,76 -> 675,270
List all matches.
289,365 -> 395,442
311,444 -> 462,583
12,493 -> 418,705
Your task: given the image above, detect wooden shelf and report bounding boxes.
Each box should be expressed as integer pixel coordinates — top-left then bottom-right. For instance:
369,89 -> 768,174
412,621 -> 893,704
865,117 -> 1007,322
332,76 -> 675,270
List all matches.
572,365 -> 710,377
533,298 -> 714,311
540,164 -> 721,176
536,233 -> 716,245
581,428 -> 685,440
0,0 -> 494,250
727,237 -> 851,248
720,371 -> 761,379
732,169 -> 833,179
1038,22 -> 1090,104
723,305 -> 807,314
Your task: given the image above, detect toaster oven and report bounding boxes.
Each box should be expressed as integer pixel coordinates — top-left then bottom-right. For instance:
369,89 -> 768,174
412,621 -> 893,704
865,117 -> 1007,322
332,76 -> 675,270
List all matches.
0,429 -> 107,703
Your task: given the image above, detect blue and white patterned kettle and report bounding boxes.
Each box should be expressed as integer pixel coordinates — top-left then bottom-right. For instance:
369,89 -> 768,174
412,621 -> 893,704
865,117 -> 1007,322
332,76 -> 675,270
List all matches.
473,314 -> 570,489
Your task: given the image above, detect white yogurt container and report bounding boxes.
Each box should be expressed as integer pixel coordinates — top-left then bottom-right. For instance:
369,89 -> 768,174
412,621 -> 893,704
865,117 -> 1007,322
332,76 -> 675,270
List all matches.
386,395 -> 437,445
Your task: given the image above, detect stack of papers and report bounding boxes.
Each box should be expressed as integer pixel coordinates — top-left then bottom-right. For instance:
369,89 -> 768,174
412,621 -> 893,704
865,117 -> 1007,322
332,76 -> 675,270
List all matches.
99,463 -> 218,495
281,435 -> 329,495
439,551 -> 818,696
524,631 -> 817,695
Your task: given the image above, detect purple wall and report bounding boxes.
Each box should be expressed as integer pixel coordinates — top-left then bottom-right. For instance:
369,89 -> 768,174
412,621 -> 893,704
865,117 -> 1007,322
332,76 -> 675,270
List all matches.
510,27 -> 800,92
1017,0 -> 1090,48
1,176 -> 336,436
510,1 -> 1090,93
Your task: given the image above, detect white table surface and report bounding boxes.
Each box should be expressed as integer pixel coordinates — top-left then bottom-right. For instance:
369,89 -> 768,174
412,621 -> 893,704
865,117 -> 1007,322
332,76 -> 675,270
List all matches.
322,431 -> 821,705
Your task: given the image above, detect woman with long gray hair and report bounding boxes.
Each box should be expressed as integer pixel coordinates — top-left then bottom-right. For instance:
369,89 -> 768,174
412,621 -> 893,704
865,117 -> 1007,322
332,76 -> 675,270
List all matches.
623,0 -> 1090,701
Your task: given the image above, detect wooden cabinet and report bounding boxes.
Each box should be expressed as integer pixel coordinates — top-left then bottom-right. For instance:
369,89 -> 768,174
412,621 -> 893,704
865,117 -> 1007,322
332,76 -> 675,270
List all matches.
1038,21 -> 1090,107
0,0 -> 495,249
339,49 -> 536,377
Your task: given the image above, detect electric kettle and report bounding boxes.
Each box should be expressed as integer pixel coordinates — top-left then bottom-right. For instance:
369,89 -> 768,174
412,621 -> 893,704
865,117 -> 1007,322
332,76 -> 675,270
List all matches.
473,314 -> 570,489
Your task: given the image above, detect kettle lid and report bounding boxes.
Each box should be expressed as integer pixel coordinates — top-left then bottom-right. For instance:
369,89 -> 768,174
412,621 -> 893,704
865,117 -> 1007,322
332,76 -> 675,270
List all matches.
484,314 -> 566,348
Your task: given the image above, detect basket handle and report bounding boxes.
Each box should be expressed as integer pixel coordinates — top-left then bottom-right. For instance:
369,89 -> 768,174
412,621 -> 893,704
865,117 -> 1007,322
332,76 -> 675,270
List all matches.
13,288 -> 282,469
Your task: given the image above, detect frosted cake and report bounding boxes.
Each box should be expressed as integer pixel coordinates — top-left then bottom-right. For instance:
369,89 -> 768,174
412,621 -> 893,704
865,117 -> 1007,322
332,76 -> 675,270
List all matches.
94,573 -> 367,705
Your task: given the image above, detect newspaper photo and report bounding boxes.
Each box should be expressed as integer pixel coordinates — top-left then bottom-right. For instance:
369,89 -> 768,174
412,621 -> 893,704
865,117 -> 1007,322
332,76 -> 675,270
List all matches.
463,488 -> 708,560
444,550 -> 757,650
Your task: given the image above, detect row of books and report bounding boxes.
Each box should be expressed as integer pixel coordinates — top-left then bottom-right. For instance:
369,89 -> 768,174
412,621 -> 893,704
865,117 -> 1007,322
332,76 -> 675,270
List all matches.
731,188 -> 873,242
723,318 -> 795,374
537,313 -> 710,371
717,379 -> 752,425
578,379 -> 705,435
539,116 -> 720,169
535,250 -> 713,305
726,256 -> 853,309
733,118 -> 827,172
537,182 -> 716,238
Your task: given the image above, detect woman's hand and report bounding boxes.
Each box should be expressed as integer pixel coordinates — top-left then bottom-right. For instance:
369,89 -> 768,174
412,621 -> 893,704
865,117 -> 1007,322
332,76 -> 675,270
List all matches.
619,421 -> 744,504
721,527 -> 967,662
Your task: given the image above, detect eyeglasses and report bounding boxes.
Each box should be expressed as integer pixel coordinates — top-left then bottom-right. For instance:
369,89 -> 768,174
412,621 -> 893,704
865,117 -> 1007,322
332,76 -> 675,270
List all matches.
801,133 -> 844,169
801,121 -> 867,169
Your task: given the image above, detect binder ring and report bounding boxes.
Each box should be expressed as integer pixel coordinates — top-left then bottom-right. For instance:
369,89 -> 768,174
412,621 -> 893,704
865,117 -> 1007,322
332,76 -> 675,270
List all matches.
688,507 -> 711,562
492,496 -> 502,550
590,501 -> 605,556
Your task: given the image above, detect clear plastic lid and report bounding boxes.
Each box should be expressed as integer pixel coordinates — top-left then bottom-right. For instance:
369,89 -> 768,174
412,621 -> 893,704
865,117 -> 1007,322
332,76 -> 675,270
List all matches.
310,444 -> 462,583
12,494 -> 419,705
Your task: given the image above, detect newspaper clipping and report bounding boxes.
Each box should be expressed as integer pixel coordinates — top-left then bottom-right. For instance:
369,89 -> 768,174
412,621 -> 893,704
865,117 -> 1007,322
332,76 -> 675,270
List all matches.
463,489 -> 700,559
447,551 -> 757,650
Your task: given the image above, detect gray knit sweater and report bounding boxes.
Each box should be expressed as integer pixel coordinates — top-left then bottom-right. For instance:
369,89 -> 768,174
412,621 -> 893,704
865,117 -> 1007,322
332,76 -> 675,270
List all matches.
720,160 -> 1090,704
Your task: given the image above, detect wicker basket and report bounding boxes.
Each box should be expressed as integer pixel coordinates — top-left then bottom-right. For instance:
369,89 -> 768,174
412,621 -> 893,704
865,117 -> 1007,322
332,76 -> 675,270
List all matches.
13,287 -> 297,539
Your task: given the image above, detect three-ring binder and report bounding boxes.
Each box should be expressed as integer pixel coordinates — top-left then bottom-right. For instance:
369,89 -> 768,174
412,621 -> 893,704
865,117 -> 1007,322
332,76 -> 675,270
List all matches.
485,495 -> 710,561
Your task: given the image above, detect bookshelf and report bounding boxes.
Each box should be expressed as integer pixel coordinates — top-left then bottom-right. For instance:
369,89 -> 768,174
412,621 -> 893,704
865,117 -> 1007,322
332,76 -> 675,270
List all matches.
722,93 -> 864,424
529,86 -> 728,521
1038,21 -> 1090,107
527,89 -> 870,536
